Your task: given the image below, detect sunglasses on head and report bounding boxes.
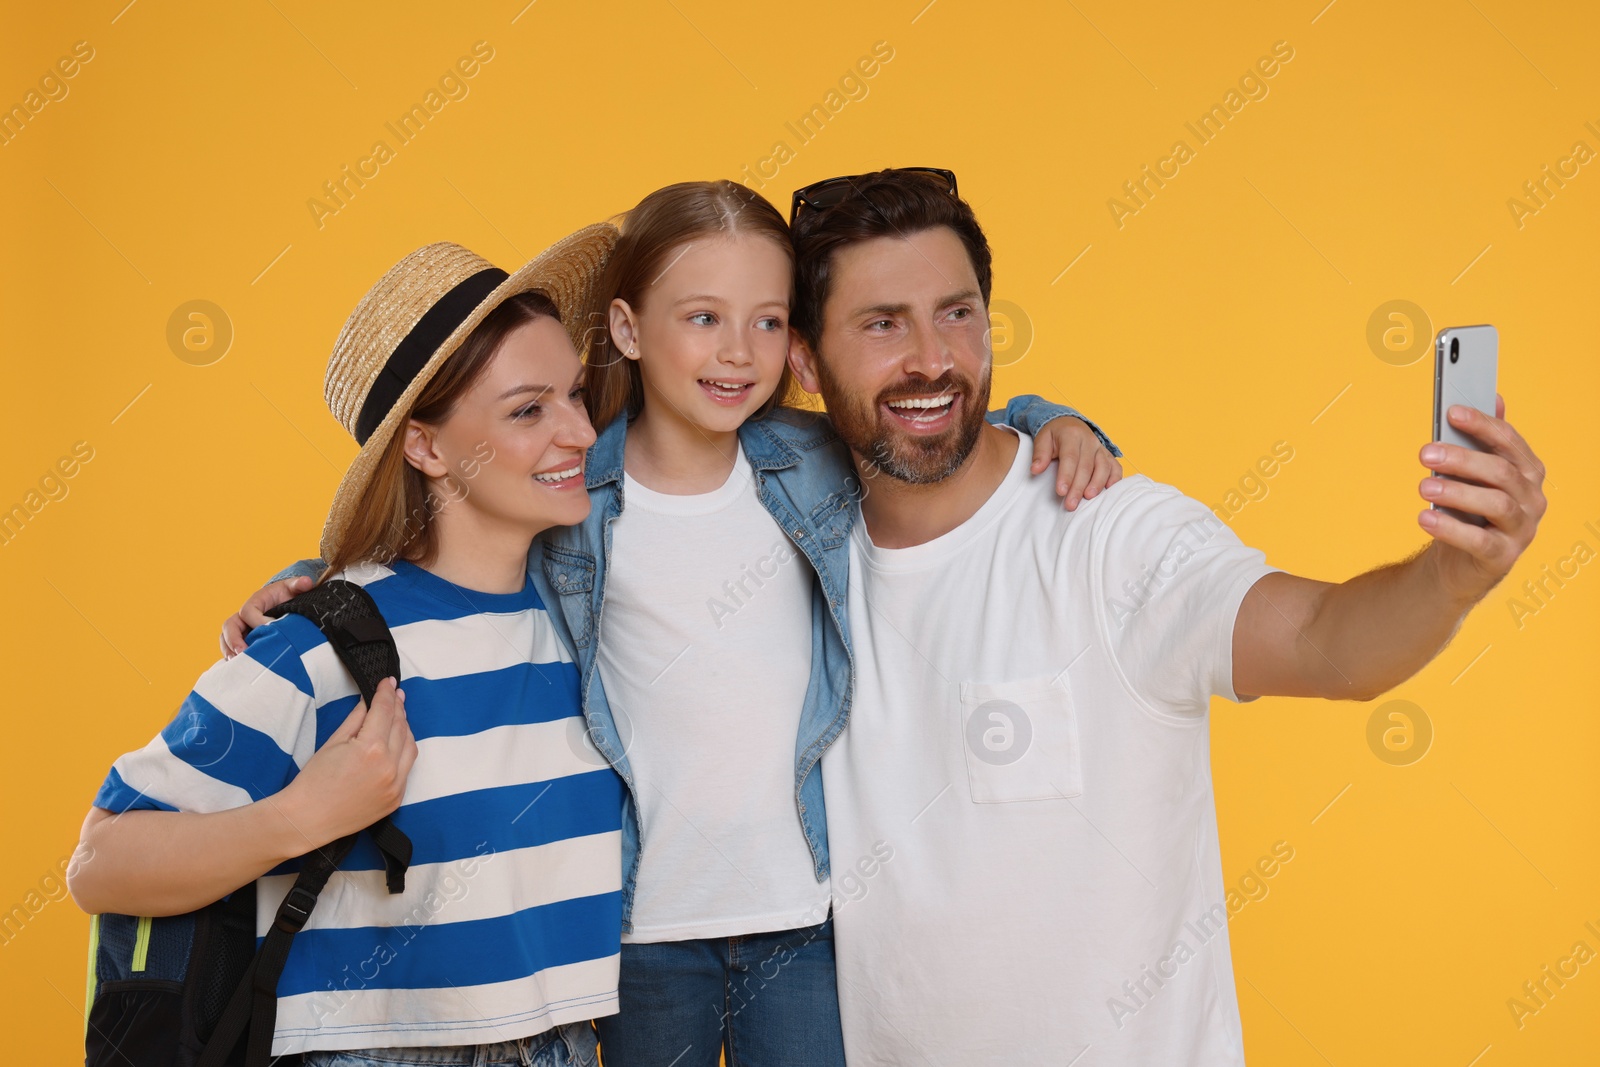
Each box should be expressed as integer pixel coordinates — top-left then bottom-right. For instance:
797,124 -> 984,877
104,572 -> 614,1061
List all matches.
789,167 -> 959,225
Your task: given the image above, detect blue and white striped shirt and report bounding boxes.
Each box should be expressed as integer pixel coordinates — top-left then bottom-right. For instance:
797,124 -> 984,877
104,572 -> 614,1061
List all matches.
93,559 -> 624,1054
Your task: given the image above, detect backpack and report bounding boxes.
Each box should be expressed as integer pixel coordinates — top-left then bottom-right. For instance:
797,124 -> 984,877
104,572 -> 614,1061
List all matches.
85,579 -> 414,1067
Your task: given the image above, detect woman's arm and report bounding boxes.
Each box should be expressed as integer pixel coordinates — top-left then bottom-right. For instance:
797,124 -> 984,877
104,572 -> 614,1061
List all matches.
69,677 -> 416,917
71,801 -> 306,916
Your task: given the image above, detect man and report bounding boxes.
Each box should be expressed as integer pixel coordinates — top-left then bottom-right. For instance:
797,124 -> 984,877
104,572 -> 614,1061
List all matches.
783,168 -> 1544,1063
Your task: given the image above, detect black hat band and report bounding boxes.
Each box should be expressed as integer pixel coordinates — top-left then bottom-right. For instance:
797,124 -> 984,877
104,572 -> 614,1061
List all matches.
354,266 -> 510,445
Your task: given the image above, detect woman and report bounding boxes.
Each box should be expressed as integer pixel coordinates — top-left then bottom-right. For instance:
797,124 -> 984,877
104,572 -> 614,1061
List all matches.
71,231 -> 622,1066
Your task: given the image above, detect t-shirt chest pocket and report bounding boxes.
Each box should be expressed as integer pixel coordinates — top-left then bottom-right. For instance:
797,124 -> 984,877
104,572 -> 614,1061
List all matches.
958,673 -> 1084,803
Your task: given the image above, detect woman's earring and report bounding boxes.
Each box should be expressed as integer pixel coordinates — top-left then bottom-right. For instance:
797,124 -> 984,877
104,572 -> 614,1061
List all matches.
626,344 -> 638,359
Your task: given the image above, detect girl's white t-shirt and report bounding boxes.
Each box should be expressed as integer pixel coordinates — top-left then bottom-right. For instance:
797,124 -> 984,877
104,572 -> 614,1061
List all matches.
598,442 -> 831,943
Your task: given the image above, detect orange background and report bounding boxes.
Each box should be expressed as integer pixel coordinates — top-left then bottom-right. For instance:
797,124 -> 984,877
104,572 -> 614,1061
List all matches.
2,1 -> 1597,1062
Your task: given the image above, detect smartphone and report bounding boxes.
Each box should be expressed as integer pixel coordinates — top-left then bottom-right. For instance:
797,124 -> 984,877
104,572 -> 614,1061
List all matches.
1432,324 -> 1499,527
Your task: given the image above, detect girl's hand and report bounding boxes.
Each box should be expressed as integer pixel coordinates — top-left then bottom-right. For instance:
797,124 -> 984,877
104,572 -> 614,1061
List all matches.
1031,416 -> 1124,510
277,678 -> 418,850
220,575 -> 312,658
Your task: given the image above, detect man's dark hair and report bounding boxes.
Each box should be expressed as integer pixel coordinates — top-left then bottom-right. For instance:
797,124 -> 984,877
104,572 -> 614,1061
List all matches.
789,168 -> 993,350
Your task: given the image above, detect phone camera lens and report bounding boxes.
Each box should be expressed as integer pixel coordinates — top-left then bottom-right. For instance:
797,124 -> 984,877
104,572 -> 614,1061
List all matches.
1449,337 -> 1460,363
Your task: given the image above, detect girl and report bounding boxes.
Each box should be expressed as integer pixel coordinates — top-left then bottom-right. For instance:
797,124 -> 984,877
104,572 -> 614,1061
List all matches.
228,180 -> 1122,1066
553,181 -> 1120,1067
71,231 -> 624,1067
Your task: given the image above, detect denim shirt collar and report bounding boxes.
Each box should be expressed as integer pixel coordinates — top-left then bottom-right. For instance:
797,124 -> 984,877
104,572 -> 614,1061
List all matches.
583,415 -> 629,490
583,409 -> 812,491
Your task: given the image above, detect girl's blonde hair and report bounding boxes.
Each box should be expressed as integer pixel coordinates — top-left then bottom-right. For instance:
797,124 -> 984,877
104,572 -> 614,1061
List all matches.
583,180 -> 803,430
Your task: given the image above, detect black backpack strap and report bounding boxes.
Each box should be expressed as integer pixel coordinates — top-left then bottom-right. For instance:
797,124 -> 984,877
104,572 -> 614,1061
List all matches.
198,579 -> 415,1066
365,818 -> 413,893
267,579 -> 414,890
197,835 -> 357,1067
267,579 -> 400,706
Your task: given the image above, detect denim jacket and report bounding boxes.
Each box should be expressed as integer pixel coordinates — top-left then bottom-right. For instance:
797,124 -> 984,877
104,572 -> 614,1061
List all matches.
530,395 -> 1118,930
274,398 -> 1119,931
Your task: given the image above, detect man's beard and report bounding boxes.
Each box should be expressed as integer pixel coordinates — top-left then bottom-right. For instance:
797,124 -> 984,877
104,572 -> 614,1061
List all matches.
815,364 -> 993,485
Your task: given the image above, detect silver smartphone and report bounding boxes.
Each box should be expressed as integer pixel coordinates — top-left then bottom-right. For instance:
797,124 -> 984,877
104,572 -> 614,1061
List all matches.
1432,324 -> 1499,527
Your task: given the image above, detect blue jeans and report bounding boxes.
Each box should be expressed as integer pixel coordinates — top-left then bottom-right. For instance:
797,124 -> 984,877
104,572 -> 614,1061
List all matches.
594,918 -> 845,1067
303,1021 -> 598,1067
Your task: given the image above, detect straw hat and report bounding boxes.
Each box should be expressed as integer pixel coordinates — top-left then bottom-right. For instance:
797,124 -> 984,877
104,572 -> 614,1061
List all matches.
318,223 -> 617,559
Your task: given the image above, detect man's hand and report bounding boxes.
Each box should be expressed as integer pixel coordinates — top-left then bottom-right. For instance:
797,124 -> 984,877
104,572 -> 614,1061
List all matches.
1417,394 -> 1546,604
1234,393 -> 1546,702
220,575 -> 313,659
1030,416 -> 1125,510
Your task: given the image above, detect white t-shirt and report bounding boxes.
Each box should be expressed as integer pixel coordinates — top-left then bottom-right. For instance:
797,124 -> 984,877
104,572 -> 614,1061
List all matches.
599,442 -> 831,942
823,428 -> 1280,1065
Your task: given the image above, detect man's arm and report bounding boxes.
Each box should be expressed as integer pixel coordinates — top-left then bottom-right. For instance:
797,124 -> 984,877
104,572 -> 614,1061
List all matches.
1233,397 -> 1545,700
